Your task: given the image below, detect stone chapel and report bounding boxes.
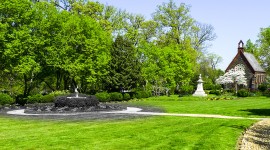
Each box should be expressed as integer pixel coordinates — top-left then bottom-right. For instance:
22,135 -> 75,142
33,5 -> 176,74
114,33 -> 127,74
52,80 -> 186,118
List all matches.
225,40 -> 266,89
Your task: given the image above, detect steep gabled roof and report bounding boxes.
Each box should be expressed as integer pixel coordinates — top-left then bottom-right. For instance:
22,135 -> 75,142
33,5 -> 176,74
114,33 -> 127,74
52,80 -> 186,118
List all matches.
226,40 -> 265,73
243,52 -> 265,72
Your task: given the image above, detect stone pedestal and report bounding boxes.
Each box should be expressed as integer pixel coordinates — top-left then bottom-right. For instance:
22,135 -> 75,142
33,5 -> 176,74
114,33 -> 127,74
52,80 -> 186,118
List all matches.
193,74 -> 207,97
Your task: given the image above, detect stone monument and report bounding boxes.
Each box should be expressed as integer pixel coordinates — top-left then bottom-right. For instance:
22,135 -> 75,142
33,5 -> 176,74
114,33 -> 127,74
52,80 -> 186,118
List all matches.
193,74 -> 207,97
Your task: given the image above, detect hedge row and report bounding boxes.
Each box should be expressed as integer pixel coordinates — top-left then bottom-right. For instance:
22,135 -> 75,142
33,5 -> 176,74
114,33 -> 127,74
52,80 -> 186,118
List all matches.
95,91 -> 152,102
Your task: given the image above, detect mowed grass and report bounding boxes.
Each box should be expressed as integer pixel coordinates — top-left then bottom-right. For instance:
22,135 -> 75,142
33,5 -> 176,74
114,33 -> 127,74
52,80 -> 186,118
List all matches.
1,95 -> 269,149
129,95 -> 270,118
0,116 -> 254,150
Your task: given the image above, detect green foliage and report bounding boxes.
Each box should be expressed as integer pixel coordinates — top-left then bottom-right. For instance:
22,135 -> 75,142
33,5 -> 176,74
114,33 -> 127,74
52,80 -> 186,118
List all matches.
263,90 -> 270,97
0,0 -> 219,97
27,91 -> 67,104
0,93 -> 14,105
134,91 -> 152,99
249,91 -> 262,97
110,92 -> 123,101
40,94 -> 55,103
15,94 -> 27,106
106,35 -> 141,91
123,93 -> 131,100
257,27 -> 270,73
237,89 -> 249,97
27,94 -> 43,104
209,90 -> 221,96
180,85 -> 194,95
49,91 -> 69,97
258,83 -> 268,92
95,92 -> 111,102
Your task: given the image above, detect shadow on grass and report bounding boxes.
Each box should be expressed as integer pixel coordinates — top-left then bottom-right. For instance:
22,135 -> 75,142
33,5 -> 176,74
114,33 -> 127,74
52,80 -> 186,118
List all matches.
240,109 -> 270,116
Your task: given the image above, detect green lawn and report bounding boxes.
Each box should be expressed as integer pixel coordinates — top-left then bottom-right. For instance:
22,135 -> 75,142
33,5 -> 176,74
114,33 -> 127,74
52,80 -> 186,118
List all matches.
1,96 -> 269,149
0,116 -> 254,150
129,95 -> 270,118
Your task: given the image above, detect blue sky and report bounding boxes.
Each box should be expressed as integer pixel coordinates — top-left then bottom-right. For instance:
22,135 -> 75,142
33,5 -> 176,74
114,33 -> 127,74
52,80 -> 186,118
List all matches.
96,0 -> 270,70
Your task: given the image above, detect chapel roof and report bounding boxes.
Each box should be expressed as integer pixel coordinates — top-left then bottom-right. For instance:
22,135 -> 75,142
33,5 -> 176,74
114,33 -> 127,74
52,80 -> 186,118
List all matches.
243,52 -> 265,72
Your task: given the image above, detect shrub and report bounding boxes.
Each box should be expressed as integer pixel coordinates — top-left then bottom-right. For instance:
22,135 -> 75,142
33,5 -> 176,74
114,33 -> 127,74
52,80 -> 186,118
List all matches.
134,91 -> 151,99
123,93 -> 131,100
50,90 -> 69,97
0,93 -> 14,105
237,89 -> 249,97
249,91 -> 262,97
16,94 -> 27,106
27,94 -> 43,104
95,92 -> 111,102
134,92 -> 142,99
209,90 -> 221,96
147,91 -> 152,97
40,94 -> 55,103
263,89 -> 270,97
110,92 -> 123,101
54,94 -> 99,107
181,85 -> 194,94
258,84 -> 268,92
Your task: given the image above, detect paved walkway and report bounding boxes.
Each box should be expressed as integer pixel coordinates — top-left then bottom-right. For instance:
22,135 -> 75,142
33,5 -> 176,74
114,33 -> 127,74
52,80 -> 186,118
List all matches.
6,107 -> 266,120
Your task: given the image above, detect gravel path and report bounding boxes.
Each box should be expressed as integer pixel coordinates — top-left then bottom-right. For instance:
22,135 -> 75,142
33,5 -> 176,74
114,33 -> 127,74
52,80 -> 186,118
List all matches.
239,119 -> 270,150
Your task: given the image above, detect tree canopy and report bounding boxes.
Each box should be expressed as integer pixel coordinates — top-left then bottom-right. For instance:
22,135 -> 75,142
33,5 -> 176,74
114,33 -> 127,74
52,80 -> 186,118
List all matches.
0,0 -> 220,97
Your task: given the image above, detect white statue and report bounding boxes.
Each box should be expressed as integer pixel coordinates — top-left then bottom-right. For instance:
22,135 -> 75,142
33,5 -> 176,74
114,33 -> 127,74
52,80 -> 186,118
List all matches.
75,86 -> 79,97
193,74 -> 207,97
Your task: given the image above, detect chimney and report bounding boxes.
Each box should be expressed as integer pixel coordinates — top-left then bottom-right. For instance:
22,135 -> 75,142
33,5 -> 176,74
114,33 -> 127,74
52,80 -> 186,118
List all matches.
238,40 -> 244,53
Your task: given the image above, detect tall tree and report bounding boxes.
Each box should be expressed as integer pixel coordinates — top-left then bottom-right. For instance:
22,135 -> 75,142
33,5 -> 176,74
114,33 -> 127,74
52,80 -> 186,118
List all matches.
106,36 -> 141,92
245,39 -> 260,60
192,22 -> 217,53
153,0 -> 194,45
257,27 -> 270,73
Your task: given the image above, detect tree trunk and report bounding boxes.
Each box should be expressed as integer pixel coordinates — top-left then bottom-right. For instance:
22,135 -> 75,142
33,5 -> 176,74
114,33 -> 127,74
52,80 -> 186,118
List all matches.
23,74 -> 28,97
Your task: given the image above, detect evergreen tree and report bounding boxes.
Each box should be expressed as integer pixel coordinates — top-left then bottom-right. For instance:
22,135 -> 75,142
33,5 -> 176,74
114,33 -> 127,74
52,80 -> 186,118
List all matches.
106,36 -> 141,92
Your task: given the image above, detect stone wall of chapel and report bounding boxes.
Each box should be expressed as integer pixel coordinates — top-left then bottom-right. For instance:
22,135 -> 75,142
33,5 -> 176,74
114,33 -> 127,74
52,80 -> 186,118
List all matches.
226,54 -> 254,88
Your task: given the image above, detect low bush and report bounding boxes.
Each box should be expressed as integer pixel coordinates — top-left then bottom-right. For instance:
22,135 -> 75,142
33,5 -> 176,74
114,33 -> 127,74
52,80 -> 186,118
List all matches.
50,90 -> 69,97
249,91 -> 262,97
40,94 -> 55,103
0,93 -> 15,105
27,91 -> 69,104
237,89 -> 249,97
209,90 -> 221,96
16,94 -> 27,106
181,85 -> 194,95
110,92 -> 123,101
95,92 -> 111,102
258,83 -> 268,92
123,93 -> 131,100
134,92 -> 142,99
54,94 -> 99,107
263,89 -> 270,97
134,91 -> 151,99
27,94 -> 43,104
